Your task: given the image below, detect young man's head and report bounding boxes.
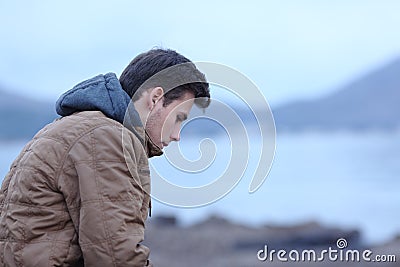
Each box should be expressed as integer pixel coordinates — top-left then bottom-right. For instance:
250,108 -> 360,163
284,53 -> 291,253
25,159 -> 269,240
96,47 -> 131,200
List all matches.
120,48 -> 210,149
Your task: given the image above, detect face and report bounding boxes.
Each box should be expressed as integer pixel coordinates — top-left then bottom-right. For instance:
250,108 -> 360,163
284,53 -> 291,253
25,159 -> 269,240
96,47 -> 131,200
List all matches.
145,92 -> 194,149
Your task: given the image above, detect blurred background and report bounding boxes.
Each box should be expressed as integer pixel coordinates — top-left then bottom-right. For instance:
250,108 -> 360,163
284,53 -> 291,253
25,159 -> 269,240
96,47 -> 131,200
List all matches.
1,1 -> 399,266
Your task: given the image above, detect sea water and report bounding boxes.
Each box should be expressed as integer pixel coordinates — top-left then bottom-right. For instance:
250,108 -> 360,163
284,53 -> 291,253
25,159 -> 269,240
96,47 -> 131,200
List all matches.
1,131 -> 399,245
150,131 -> 400,245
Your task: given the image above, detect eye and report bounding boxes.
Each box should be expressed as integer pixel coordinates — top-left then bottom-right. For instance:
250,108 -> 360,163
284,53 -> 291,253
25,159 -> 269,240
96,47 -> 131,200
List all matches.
176,113 -> 187,122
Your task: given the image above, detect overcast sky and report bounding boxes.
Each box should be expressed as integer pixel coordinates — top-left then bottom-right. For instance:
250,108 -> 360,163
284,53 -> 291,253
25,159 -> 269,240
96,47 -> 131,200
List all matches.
1,1 -> 400,107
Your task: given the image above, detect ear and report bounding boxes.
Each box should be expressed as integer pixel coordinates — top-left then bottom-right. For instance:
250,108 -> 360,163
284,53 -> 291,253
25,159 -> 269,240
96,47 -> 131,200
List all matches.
147,87 -> 164,109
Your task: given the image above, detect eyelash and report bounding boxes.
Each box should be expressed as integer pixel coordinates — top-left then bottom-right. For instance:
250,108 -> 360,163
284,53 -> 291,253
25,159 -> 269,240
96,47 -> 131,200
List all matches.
176,115 -> 187,122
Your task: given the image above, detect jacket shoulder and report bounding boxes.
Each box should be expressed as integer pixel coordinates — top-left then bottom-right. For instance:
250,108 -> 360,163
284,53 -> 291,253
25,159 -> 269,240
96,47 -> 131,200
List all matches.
42,111 -> 119,144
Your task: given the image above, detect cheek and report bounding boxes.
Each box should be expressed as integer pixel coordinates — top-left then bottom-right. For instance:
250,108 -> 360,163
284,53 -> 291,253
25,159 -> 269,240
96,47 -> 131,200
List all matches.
162,116 -> 176,135
146,110 -> 162,135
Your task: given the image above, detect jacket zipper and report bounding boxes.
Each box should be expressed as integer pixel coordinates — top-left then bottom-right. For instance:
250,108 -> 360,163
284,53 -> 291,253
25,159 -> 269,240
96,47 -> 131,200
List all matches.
149,200 -> 152,217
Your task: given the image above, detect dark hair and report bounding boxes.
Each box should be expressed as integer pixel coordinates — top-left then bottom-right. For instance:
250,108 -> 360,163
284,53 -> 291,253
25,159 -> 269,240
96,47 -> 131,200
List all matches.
120,48 -> 210,108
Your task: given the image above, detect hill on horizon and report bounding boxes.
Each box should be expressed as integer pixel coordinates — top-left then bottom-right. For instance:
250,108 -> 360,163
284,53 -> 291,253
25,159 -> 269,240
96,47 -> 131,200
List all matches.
272,58 -> 400,132
1,57 -> 400,140
0,89 -> 56,140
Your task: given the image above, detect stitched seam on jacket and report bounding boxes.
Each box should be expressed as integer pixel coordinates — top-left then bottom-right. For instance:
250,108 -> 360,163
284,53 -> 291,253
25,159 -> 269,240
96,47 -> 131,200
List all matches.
9,166 -> 59,194
74,159 -> 126,164
1,202 -> 68,211
61,159 -> 126,174
91,130 -> 118,266
53,119 -> 119,186
77,231 -> 145,246
0,238 -> 72,244
37,135 -> 66,145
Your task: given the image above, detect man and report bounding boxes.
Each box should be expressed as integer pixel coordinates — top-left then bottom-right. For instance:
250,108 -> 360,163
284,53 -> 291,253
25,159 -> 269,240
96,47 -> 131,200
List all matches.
0,48 -> 210,266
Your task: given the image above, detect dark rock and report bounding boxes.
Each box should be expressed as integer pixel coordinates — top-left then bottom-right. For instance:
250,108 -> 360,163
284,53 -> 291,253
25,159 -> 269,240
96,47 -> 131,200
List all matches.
146,216 -> 371,267
233,221 -> 361,251
150,215 -> 178,227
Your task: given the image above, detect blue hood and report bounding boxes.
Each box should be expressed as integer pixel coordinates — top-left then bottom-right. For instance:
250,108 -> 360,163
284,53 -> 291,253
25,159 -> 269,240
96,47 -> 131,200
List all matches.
55,73 -> 163,157
56,73 -> 135,125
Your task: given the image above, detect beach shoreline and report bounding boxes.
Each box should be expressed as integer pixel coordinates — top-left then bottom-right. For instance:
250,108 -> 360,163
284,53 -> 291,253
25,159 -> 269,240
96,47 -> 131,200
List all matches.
145,215 -> 399,267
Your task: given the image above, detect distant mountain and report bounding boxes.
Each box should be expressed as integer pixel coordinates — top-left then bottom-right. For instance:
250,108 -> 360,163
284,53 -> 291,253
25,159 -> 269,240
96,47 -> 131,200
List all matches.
0,89 -> 57,140
1,58 -> 400,141
273,58 -> 400,132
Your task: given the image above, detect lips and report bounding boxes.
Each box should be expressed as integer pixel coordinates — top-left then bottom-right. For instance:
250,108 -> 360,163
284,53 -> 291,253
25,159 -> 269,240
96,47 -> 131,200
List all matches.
162,142 -> 169,148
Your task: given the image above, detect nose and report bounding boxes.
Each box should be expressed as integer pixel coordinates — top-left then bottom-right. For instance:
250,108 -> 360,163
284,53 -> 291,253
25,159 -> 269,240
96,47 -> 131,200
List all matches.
170,126 -> 180,142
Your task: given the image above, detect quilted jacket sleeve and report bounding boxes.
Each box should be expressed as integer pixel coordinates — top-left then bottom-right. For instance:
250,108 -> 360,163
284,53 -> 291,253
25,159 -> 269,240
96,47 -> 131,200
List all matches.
65,124 -> 152,266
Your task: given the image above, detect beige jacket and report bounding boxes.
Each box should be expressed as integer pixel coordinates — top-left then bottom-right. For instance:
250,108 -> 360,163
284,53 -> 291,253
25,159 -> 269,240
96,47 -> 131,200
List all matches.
0,73 -> 162,266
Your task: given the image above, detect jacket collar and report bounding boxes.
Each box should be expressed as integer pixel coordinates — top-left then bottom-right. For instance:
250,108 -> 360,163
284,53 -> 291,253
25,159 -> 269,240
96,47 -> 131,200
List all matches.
56,73 -> 163,158
145,131 -> 163,158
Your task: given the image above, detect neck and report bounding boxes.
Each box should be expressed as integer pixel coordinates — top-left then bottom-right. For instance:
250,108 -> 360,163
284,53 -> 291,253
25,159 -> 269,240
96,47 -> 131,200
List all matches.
133,98 -> 150,127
